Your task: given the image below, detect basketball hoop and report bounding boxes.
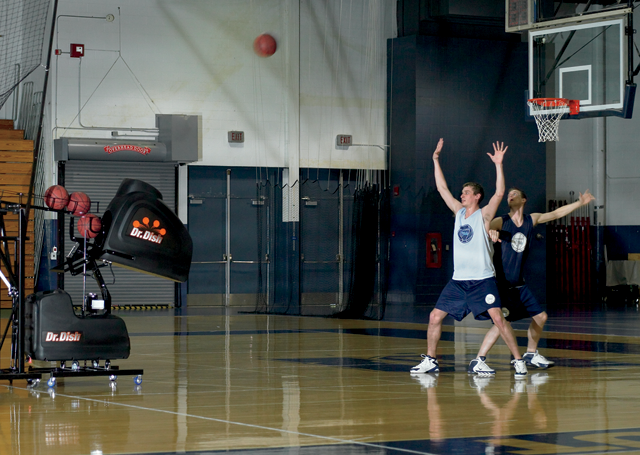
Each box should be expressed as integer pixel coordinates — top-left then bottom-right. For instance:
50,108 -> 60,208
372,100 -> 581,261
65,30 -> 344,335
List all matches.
527,98 -> 579,142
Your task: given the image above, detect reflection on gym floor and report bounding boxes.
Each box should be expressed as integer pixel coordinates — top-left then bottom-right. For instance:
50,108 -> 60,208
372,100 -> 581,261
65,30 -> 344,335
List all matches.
3,303 -> 640,455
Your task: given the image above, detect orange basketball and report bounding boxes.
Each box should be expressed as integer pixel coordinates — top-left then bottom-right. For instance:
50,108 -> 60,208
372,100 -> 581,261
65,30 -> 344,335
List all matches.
253,33 -> 277,57
77,214 -> 102,238
67,192 -> 91,216
44,185 -> 69,210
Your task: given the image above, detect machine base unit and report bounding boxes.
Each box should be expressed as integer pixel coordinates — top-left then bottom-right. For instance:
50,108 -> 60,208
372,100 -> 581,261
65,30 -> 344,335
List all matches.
25,289 -> 131,362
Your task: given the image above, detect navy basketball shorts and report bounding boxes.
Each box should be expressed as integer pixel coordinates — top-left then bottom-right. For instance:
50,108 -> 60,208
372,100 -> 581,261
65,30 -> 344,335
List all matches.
500,285 -> 545,322
435,277 -> 502,321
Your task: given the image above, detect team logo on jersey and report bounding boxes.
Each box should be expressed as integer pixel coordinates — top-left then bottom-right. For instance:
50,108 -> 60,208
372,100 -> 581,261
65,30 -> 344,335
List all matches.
458,224 -> 474,243
511,232 -> 527,253
485,294 -> 496,304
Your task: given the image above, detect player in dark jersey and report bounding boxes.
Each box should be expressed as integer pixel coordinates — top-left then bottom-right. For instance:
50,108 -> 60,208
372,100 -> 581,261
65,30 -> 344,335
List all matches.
467,188 -> 595,375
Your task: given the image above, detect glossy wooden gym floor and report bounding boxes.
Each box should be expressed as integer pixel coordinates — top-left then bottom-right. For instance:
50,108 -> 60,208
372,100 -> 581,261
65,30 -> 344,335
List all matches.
3,302 -> 640,455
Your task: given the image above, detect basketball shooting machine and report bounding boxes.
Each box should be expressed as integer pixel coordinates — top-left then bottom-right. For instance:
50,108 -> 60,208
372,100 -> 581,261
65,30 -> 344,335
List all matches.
0,179 -> 192,387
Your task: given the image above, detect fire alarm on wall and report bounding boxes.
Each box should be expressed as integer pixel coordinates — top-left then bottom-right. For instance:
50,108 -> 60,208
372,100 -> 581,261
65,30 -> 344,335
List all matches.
70,44 -> 85,58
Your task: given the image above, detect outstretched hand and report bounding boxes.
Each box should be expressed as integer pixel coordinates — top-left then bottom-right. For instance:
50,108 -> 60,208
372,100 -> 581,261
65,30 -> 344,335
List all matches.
579,189 -> 595,205
433,138 -> 444,160
487,141 -> 508,164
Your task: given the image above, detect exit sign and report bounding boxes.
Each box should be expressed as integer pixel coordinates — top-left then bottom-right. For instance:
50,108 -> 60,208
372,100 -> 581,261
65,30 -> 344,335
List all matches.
228,131 -> 244,143
336,134 -> 352,146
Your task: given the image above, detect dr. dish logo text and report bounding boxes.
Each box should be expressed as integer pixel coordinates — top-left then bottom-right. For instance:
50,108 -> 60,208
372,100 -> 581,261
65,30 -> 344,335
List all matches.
129,217 -> 166,245
45,331 -> 82,342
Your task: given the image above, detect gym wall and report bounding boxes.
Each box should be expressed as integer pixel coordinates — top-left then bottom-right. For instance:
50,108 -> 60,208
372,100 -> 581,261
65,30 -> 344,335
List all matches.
387,34 -> 546,307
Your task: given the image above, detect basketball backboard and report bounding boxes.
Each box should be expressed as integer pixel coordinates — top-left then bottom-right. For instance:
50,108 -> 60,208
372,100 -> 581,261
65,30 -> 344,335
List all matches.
529,17 -> 630,118
506,1 -> 636,119
506,0 -> 631,33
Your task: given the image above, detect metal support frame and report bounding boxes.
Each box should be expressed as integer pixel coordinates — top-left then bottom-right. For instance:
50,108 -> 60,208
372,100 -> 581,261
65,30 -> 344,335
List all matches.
0,204 -> 41,383
1,201 -> 143,387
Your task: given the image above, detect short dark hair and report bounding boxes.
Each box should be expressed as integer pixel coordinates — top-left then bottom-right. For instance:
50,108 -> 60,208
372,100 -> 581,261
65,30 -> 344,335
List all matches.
462,182 -> 484,203
508,187 -> 527,200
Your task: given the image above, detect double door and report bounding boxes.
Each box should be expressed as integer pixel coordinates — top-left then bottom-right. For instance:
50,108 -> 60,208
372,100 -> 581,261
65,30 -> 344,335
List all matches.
187,167 -> 351,311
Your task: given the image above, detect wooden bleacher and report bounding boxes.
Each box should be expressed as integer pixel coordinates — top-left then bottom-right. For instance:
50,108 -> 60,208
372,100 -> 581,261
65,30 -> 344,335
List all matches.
0,119 -> 35,309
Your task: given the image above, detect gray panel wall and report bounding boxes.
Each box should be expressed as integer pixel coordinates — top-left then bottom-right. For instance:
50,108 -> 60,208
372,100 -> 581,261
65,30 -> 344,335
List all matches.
61,161 -> 177,306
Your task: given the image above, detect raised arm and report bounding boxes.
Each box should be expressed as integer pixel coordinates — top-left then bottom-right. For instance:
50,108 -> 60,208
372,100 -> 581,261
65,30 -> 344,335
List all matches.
433,138 -> 462,214
481,141 -> 507,230
489,216 -> 504,231
531,190 -> 595,226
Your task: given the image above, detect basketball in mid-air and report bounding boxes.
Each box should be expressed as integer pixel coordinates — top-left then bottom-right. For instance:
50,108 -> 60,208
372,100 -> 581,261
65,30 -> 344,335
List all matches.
77,214 -> 102,238
253,33 -> 277,57
67,192 -> 91,216
43,185 -> 69,210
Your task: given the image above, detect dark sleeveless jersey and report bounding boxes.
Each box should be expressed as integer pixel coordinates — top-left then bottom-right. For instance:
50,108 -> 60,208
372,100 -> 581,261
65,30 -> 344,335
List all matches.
493,213 -> 534,286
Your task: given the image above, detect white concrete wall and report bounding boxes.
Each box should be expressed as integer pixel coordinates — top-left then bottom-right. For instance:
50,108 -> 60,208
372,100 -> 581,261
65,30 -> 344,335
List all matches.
605,115 -> 640,226
553,119 -> 595,206
554,114 -> 640,226
44,0 -> 394,180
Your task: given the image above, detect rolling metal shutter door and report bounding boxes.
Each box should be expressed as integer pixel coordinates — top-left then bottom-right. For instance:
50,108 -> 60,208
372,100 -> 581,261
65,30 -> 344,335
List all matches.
62,161 -> 177,306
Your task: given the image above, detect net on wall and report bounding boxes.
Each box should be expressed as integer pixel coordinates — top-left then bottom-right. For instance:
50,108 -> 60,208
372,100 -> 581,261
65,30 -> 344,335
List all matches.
0,0 -> 51,109
250,178 -> 389,320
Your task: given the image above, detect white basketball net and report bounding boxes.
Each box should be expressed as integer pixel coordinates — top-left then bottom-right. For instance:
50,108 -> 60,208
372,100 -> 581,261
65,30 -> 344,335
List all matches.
528,99 -> 569,142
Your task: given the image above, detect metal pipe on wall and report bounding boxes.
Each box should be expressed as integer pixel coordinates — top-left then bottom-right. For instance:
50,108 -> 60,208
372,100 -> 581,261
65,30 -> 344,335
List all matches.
593,117 -> 606,299
593,118 -> 606,225
225,169 -> 231,307
339,171 -> 344,308
593,16 -> 607,299
282,0 -> 301,223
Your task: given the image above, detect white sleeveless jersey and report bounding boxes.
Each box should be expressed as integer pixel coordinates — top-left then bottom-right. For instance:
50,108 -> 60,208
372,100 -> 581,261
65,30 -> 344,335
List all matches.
452,208 -> 495,280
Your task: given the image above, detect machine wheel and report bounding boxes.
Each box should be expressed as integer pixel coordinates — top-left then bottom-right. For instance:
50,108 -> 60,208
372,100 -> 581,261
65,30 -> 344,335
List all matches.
47,377 -> 56,388
134,375 -> 142,385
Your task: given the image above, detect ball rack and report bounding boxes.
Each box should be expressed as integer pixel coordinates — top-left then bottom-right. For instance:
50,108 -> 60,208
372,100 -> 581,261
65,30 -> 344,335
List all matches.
0,200 -> 143,388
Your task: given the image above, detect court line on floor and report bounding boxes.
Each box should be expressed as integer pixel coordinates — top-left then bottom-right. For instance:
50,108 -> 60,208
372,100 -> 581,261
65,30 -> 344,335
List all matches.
7,385 -> 438,455
129,327 -> 640,354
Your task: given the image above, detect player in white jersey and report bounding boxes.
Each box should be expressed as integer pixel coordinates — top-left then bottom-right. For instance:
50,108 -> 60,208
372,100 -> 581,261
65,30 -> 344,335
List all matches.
411,138 -> 527,378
